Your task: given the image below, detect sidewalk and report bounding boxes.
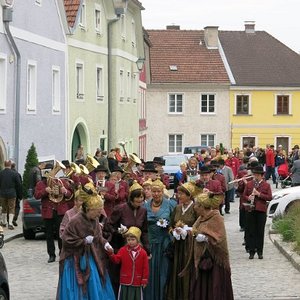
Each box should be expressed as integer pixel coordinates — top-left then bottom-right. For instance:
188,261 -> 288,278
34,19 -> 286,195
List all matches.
2,217 -> 23,244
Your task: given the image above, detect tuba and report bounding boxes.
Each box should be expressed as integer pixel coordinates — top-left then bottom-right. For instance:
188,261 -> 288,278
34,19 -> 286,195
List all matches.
123,153 -> 142,174
65,162 -> 81,177
85,154 -> 99,173
47,160 -> 66,203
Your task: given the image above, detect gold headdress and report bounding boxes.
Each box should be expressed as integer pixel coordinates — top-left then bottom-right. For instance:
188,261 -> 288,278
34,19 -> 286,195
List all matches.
151,179 -> 165,190
77,182 -> 104,209
142,179 -> 152,187
125,226 -> 141,242
195,192 -> 223,209
180,181 -> 197,197
129,181 -> 143,194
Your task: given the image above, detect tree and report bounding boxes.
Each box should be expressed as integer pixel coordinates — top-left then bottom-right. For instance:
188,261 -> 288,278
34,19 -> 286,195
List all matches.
22,143 -> 38,198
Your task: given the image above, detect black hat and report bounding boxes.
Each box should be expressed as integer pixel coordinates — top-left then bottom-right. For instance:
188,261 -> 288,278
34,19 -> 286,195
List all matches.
61,160 -> 70,168
142,162 -> 158,173
247,161 -> 260,170
45,163 -> 53,169
75,159 -> 85,165
210,160 -> 220,167
252,166 -> 264,174
153,157 -> 165,166
208,165 -> 217,172
94,165 -> 108,173
113,165 -> 124,173
199,166 -> 211,174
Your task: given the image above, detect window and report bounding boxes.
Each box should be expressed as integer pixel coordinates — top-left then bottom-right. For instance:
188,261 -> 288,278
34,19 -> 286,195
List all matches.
96,66 -> 104,102
0,54 -> 7,112
168,94 -> 183,113
27,60 -> 37,112
79,3 -> 86,29
76,62 -> 84,100
120,14 -> 126,40
131,19 -> 136,47
276,95 -> 290,115
201,134 -> 215,147
95,7 -> 102,34
52,66 -> 60,113
169,134 -> 183,153
201,94 -> 215,113
127,71 -> 131,102
119,69 -> 124,102
242,136 -> 256,148
132,73 -> 137,104
236,95 -> 250,115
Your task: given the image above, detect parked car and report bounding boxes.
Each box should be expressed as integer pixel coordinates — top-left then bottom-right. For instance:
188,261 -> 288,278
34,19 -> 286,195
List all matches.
267,186 -> 300,218
183,146 -> 210,158
162,154 -> 189,189
22,196 -> 45,240
0,252 -> 9,300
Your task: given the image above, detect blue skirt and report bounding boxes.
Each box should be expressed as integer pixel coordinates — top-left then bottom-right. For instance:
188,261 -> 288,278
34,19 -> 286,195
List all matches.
58,255 -> 115,300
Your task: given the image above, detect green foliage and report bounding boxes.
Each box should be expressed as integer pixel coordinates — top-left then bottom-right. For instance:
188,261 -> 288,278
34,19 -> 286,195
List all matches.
219,143 -> 224,155
273,201 -> 300,252
22,143 -> 38,198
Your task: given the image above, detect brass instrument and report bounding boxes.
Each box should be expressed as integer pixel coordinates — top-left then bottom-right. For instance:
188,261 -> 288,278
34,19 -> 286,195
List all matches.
79,164 -> 89,175
85,154 -> 99,173
228,175 -> 253,185
65,162 -> 81,177
123,153 -> 142,174
47,160 -> 66,203
118,141 -> 128,161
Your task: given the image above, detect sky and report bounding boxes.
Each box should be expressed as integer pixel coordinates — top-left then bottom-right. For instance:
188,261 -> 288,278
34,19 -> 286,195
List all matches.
140,0 -> 300,53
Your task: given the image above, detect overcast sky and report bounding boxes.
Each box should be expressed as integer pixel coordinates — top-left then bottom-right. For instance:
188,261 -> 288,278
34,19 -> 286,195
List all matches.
141,0 -> 300,53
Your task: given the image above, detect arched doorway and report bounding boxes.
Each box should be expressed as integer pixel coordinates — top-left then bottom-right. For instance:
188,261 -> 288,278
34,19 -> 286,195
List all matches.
71,123 -> 87,161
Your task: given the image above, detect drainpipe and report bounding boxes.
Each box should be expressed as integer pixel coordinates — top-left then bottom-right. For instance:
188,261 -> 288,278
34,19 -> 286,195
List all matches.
3,7 -> 21,168
107,17 -> 119,151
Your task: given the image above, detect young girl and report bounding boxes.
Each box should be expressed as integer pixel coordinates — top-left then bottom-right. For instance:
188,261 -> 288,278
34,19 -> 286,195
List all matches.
108,226 -> 149,300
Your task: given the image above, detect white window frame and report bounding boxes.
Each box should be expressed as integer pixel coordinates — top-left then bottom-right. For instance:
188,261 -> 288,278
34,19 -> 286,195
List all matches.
200,134 -> 215,147
200,93 -> 216,115
240,135 -> 257,149
132,73 -> 138,104
0,53 -> 7,113
96,65 -> 104,102
52,66 -> 61,113
94,4 -> 102,35
27,60 -> 37,113
76,60 -> 84,101
120,14 -> 126,41
274,94 -> 291,115
119,69 -> 125,102
168,134 -> 183,154
131,19 -> 136,47
79,2 -> 86,29
127,71 -> 131,102
235,93 -> 252,115
168,93 -> 183,114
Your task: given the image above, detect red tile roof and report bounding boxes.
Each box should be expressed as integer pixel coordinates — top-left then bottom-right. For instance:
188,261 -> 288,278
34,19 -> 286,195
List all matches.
64,0 -> 81,28
147,29 -> 230,84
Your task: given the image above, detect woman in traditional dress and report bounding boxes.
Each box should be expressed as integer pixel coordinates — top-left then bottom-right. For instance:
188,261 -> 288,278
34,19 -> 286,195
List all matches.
167,182 -> 198,300
57,183 -> 115,300
144,179 -> 177,300
180,191 -> 234,300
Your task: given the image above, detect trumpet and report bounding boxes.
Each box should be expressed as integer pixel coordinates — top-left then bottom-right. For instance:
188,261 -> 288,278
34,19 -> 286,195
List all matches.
228,175 -> 253,185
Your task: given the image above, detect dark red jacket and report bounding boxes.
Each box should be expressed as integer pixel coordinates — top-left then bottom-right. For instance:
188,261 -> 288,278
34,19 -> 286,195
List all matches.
34,179 -> 73,219
243,179 -> 272,213
109,244 -> 149,286
212,173 -> 226,193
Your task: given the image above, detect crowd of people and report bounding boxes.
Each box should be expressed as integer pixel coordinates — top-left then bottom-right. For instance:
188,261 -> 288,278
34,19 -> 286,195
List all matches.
1,142 -> 298,299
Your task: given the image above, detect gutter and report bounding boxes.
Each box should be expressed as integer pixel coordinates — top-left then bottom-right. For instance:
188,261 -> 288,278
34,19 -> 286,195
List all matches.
3,7 -> 21,168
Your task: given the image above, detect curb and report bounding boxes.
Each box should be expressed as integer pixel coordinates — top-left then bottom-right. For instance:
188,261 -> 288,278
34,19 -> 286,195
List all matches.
4,233 -> 23,243
269,231 -> 300,273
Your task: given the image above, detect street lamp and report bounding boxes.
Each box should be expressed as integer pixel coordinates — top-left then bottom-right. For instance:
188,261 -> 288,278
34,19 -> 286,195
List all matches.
136,57 -> 145,72
112,0 -> 128,16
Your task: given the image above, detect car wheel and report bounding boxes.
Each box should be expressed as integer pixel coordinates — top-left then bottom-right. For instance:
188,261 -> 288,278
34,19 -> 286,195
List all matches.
0,287 -> 8,300
285,199 -> 300,214
23,226 -> 36,240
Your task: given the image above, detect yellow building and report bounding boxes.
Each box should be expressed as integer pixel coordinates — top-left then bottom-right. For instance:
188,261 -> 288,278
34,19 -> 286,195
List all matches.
219,22 -> 300,153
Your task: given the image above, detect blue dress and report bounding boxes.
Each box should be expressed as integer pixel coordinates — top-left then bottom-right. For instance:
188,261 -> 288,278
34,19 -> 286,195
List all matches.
144,198 -> 176,300
58,254 -> 115,300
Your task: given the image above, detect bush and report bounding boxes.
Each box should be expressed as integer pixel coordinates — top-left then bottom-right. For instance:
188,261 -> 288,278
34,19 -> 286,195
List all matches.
273,202 -> 300,253
22,143 -> 39,198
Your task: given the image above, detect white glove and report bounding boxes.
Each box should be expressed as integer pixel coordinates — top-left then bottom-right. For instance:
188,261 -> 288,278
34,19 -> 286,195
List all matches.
172,230 -> 181,240
180,229 -> 188,240
195,233 -> 208,243
104,242 -> 113,252
118,224 -> 128,234
183,225 -> 193,231
85,235 -> 94,244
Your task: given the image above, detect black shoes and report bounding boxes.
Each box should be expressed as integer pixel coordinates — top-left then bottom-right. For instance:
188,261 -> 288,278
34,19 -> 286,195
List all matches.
249,253 -> 255,259
8,225 -> 14,230
48,255 -> 56,263
0,223 -> 6,228
225,211 -> 230,214
258,254 -> 263,259
12,220 -> 18,227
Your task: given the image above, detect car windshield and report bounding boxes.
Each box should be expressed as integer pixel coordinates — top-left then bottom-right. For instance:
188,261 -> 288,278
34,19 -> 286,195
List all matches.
164,156 -> 186,166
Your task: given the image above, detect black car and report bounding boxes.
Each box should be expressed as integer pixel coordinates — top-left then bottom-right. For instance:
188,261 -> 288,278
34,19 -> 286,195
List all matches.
22,196 -> 45,240
0,252 -> 9,300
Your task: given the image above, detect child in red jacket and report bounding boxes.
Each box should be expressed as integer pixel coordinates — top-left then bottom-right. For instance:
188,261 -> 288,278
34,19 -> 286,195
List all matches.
108,226 -> 149,300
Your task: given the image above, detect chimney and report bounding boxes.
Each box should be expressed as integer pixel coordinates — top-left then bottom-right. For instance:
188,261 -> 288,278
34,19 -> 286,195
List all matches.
204,26 -> 219,49
244,21 -> 255,34
166,25 -> 180,30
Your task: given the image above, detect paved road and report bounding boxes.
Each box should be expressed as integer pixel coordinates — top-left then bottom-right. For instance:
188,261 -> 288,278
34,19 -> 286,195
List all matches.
1,185 -> 300,299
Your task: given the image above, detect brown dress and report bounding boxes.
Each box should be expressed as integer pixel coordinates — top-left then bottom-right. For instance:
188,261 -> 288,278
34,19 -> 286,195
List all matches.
167,203 -> 197,300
